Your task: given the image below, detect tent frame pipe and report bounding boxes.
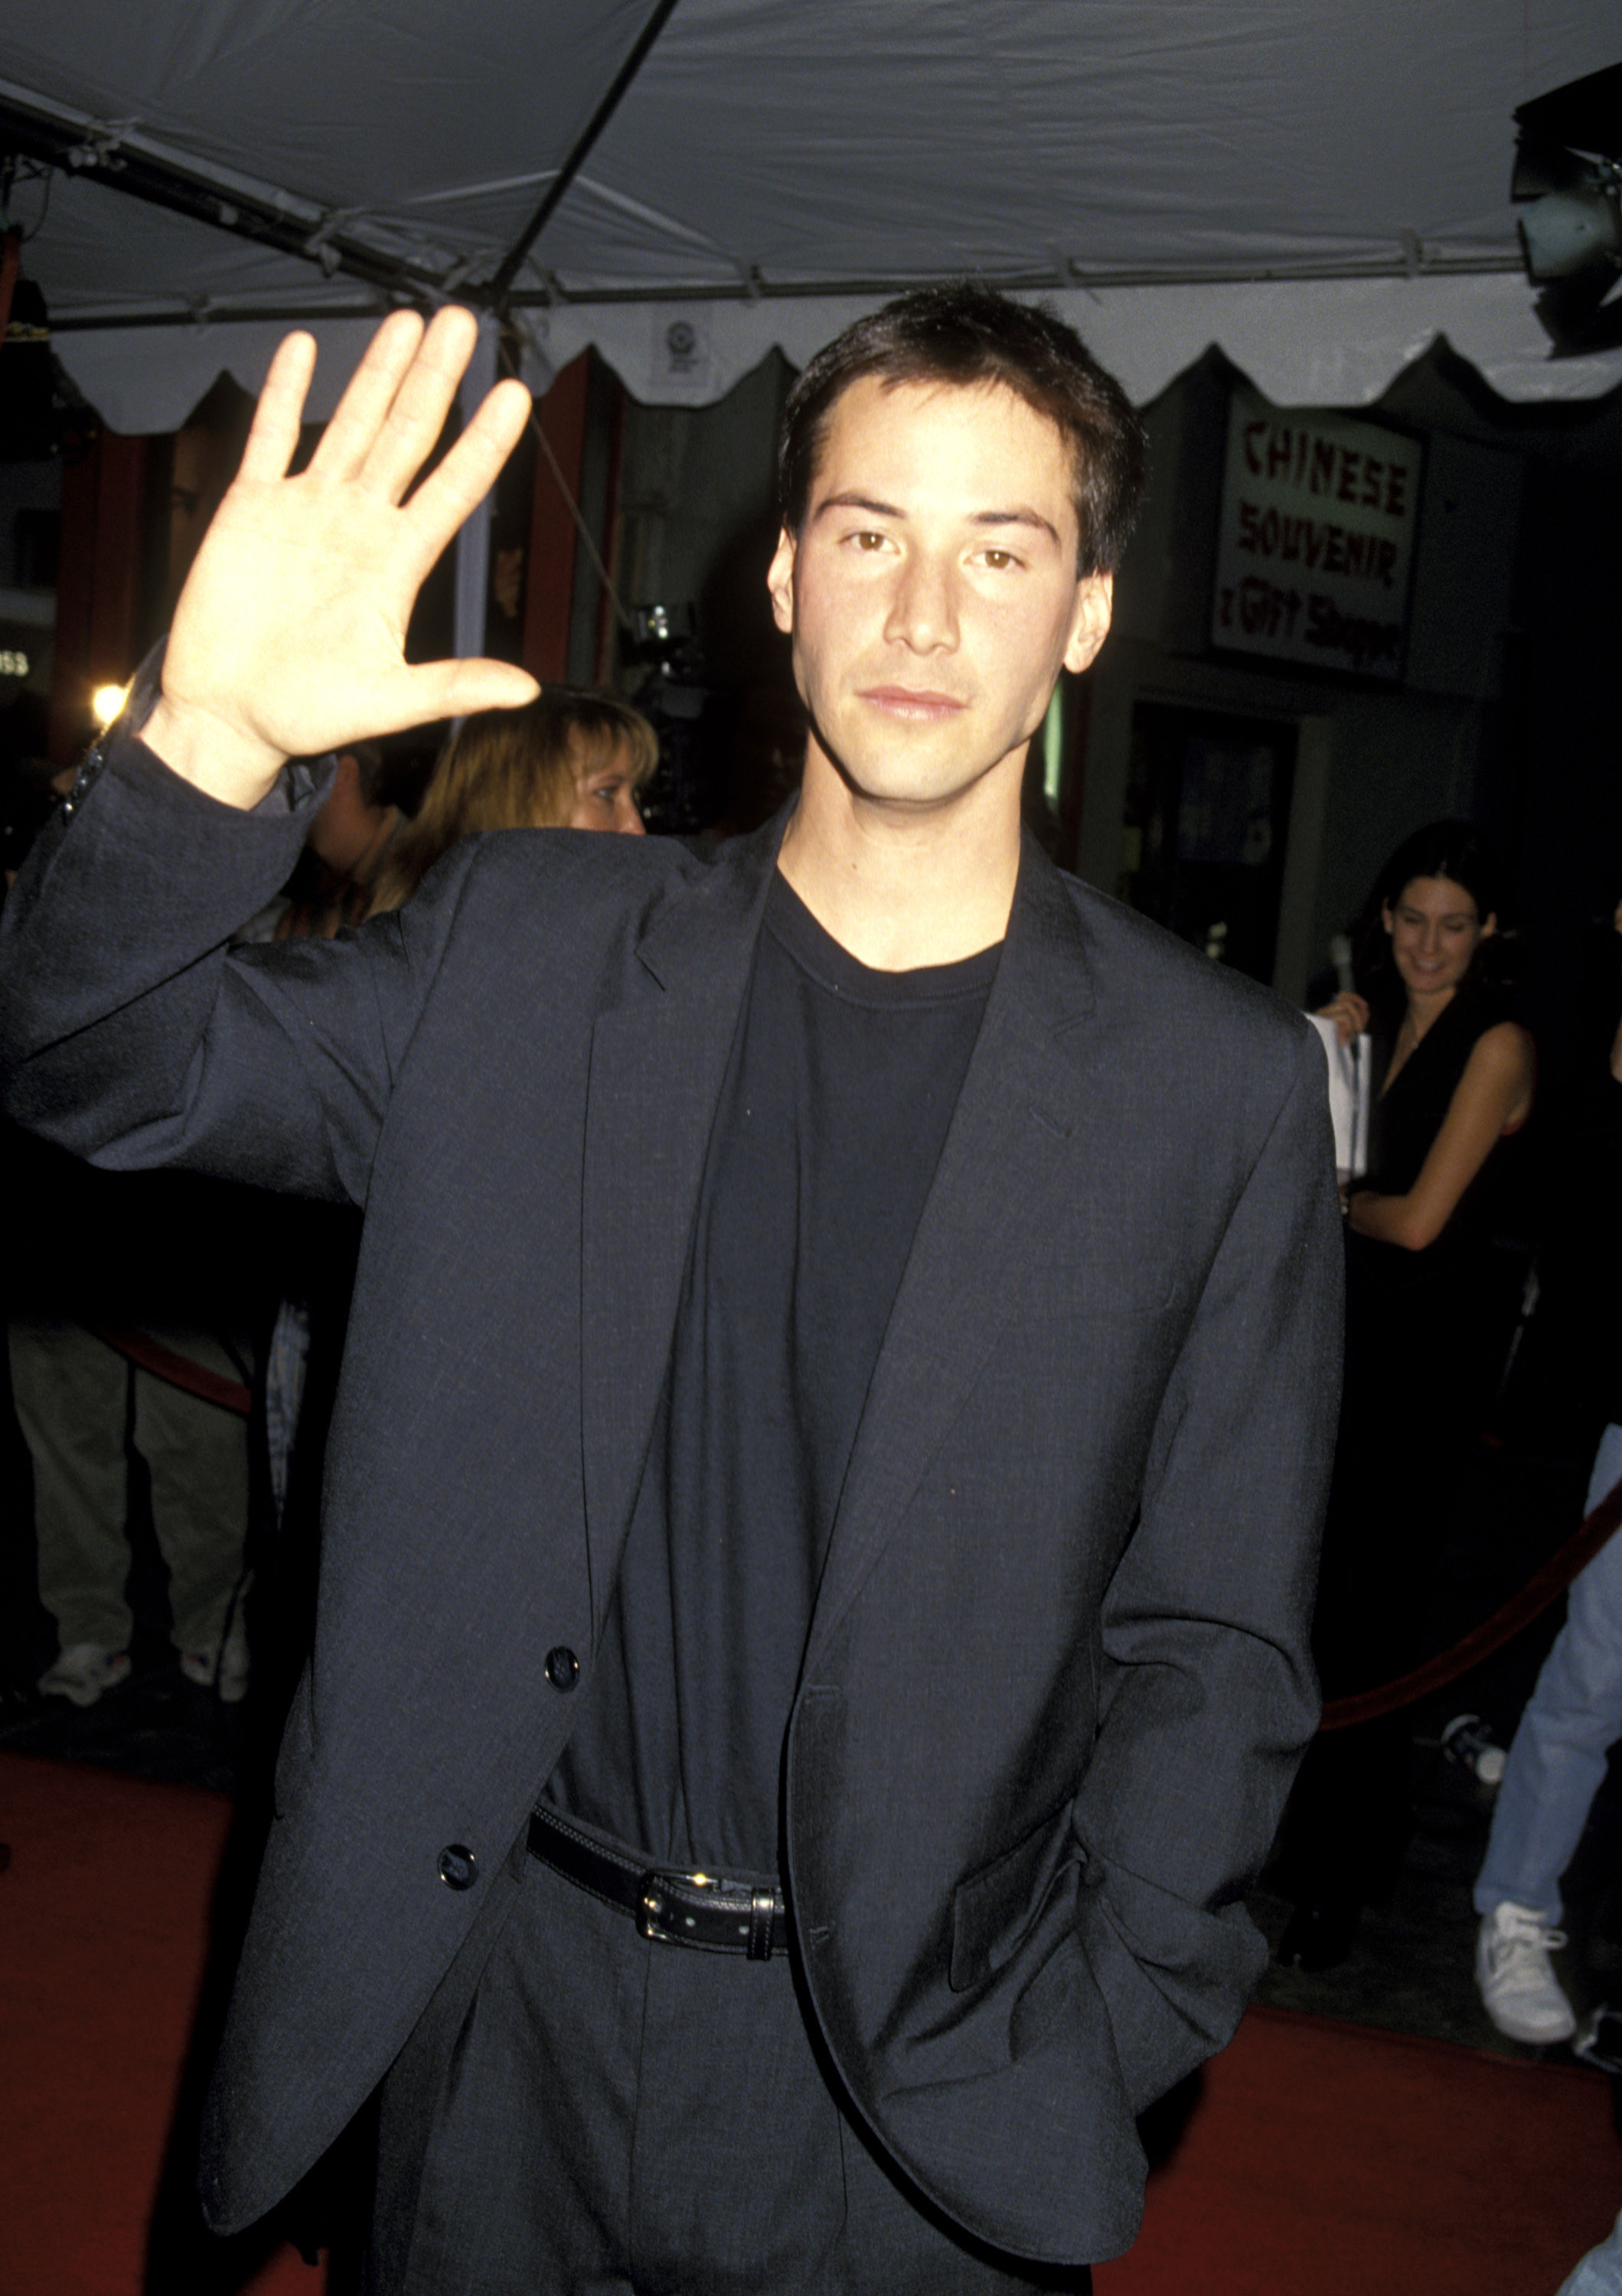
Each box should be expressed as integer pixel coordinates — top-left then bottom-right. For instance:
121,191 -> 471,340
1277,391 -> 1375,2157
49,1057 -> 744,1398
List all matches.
485,0 -> 684,309
44,249 -> 1526,331
3,2 -> 685,321
0,91 -> 449,303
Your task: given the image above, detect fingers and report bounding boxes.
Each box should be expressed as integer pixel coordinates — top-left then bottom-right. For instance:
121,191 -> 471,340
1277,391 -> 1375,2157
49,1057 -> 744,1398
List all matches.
306,308 -> 429,483
239,333 -> 319,484
359,307 -> 484,505
403,377 -> 533,556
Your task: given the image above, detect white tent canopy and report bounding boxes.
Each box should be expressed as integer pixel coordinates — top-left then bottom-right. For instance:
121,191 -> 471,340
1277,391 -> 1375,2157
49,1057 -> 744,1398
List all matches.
5,0 -> 1621,426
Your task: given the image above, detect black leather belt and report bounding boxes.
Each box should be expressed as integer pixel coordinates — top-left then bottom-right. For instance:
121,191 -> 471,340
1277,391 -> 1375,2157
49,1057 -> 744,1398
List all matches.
527,1804 -> 789,1961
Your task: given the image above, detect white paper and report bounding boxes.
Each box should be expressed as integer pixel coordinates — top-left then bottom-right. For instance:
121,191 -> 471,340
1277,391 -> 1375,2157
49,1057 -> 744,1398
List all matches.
1307,1013 -> 1371,1182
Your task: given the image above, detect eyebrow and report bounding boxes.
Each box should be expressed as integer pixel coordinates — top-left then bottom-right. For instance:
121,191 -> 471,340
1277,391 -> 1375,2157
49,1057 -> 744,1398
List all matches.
813,491 -> 1062,546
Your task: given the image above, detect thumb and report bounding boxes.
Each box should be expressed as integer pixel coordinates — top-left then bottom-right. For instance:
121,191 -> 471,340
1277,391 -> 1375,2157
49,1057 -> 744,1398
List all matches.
392,659 -> 543,729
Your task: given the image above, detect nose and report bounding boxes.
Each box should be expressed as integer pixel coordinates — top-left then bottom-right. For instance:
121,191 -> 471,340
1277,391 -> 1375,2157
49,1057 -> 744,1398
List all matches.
616,791 -> 645,837
884,551 -> 958,654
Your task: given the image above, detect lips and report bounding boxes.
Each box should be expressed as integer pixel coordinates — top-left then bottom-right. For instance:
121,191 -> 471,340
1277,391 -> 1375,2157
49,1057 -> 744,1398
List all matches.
859,685 -> 968,718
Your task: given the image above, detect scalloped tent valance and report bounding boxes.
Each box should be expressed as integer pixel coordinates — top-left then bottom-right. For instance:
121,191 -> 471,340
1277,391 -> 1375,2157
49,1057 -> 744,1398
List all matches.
6,0 -> 1620,428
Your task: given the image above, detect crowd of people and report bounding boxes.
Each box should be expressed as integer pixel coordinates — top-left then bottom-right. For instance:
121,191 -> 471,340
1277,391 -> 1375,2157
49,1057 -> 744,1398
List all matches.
0,284 -> 1617,2291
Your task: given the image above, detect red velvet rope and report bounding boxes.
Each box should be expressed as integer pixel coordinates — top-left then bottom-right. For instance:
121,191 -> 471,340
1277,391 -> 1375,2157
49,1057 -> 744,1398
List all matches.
1319,1474 -> 1622,1730
86,1322 -> 253,1417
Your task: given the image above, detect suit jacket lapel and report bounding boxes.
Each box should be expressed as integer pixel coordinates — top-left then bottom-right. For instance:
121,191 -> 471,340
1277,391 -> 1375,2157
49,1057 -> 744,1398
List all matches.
805,839 -> 1098,1668
580,819 -> 783,1622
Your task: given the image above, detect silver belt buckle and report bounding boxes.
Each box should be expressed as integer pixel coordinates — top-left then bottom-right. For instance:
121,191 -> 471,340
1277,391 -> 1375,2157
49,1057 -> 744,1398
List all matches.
637,1866 -> 715,1946
636,1868 -> 778,1957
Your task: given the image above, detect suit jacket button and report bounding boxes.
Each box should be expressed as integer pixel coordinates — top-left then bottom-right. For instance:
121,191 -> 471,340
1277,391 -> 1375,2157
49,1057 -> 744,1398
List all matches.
438,1844 -> 477,1890
545,1646 -> 579,1691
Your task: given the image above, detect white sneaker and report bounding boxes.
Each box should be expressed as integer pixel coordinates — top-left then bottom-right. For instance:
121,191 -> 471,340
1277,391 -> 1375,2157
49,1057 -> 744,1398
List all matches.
180,1613 -> 250,1704
38,1643 -> 132,1707
1476,1901 -> 1578,2043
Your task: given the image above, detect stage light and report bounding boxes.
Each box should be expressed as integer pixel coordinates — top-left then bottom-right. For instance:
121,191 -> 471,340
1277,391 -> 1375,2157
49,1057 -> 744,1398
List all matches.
1519,184 -> 1622,281
91,681 -> 130,727
1510,60 -> 1622,354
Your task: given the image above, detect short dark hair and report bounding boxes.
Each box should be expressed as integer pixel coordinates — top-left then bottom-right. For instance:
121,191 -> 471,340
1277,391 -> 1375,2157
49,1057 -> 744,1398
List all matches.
777,282 -> 1147,577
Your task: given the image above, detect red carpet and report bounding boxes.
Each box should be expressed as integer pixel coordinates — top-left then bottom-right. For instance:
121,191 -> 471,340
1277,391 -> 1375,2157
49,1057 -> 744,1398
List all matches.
3,1748 -> 1619,2294
1097,2005 -> 1621,2295
0,1751 -> 321,2296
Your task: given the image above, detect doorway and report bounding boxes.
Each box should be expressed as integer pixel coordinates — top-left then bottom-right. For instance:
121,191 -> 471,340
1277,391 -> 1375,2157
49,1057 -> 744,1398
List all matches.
1119,702 -> 1298,987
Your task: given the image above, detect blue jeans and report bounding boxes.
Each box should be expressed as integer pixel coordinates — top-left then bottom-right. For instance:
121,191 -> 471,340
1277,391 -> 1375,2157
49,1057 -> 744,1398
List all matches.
1558,2209 -> 1622,2296
1474,1425 -> 1622,1923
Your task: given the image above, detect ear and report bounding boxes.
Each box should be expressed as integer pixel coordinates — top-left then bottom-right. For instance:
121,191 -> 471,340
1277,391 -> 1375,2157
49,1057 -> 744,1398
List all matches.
1062,573 -> 1113,675
767,527 -> 797,636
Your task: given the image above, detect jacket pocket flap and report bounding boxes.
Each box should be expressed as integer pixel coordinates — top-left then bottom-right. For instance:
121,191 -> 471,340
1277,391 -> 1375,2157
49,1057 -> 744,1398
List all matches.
949,1812 -> 1080,1994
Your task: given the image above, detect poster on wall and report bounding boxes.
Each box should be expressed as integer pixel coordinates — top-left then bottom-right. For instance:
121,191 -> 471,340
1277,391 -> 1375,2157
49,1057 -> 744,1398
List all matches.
1210,386 -> 1423,683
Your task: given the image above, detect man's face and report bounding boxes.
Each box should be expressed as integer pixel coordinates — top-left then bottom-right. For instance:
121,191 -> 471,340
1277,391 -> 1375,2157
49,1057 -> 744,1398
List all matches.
768,376 -> 1112,814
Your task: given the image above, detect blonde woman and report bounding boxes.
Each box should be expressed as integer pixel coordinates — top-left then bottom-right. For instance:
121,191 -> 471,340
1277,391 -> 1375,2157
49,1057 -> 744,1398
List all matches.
367,687 -> 654,915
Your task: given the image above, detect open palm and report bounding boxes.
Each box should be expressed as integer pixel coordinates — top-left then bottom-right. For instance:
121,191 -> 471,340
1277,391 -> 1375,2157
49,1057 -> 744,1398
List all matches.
147,306 -> 539,807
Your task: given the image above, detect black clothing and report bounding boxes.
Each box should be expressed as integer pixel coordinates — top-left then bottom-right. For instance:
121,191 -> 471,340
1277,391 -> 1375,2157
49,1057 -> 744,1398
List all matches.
550,872 -> 996,1875
370,1848 -> 1092,2295
1285,980 -> 1529,1922
1363,980 -> 1523,1235
0,731 -> 1341,2265
1341,980 -> 1527,1611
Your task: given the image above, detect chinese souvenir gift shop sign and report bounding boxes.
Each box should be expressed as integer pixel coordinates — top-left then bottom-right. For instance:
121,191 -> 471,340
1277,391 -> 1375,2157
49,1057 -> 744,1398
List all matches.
1212,386 -> 1422,683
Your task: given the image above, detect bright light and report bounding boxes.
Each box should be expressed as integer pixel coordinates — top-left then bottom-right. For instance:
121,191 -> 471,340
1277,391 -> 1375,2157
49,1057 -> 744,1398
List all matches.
91,682 -> 130,729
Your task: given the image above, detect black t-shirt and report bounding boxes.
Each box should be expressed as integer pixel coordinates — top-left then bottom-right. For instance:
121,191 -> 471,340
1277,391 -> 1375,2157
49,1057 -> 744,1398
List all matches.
547,870 -> 997,1874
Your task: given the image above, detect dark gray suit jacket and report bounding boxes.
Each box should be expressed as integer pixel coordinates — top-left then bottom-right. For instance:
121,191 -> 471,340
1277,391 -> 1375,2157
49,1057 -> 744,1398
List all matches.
0,729 -> 1342,2267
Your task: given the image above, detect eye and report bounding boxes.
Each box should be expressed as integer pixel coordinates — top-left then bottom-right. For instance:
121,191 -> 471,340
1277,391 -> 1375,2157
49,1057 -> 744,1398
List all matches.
978,547 -> 1019,570
850,529 -> 889,551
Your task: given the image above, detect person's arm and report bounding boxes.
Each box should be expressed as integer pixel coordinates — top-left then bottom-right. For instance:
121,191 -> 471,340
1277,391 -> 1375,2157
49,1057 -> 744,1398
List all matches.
1347,1019 -> 1534,1251
0,736 -> 498,1202
1070,1030 -> 1343,2111
0,306 -> 537,1190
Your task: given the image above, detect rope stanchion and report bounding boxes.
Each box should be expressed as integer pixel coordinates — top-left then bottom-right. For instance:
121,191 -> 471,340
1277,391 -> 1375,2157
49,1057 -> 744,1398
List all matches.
1319,1473 -> 1622,1730
86,1322 -> 253,1417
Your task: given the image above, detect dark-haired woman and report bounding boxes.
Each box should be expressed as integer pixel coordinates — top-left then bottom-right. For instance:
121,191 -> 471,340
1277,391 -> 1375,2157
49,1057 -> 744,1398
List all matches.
1281,822 -> 1534,1969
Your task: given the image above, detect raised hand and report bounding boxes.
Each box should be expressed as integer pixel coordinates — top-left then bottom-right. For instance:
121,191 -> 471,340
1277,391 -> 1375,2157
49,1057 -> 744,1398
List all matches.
142,306 -> 540,808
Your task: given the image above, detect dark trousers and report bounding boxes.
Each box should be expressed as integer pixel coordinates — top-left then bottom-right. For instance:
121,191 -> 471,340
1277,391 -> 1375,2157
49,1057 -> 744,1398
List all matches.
367,1836 -> 1093,2295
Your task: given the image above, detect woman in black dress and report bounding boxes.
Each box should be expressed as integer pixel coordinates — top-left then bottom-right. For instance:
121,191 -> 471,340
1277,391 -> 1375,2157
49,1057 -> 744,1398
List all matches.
1281,821 -> 1535,1968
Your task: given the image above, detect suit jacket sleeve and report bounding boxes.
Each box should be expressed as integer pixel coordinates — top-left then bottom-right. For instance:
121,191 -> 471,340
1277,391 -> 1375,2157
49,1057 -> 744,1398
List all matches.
1072,1029 -> 1341,2113
0,727 -> 468,1200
